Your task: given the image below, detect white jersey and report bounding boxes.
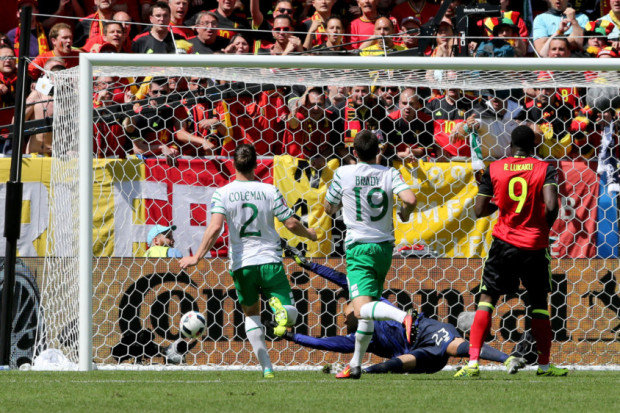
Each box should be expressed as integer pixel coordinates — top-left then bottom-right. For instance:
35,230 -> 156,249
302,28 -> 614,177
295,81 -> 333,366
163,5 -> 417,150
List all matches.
211,180 -> 293,271
325,163 -> 409,248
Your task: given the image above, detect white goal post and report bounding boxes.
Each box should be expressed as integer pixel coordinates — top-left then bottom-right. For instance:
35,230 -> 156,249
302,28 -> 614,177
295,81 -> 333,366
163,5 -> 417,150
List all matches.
58,54 -> 620,371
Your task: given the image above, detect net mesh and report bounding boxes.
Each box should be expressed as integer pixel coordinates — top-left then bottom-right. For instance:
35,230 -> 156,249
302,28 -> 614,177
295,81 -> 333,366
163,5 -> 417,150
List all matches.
35,60 -> 620,368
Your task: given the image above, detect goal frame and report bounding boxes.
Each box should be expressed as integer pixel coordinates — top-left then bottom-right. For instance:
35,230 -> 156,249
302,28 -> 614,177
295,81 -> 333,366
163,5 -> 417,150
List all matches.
76,54 -> 620,371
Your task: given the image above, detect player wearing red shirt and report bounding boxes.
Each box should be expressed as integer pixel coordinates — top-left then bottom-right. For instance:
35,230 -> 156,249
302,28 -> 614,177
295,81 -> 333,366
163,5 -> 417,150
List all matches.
456,125 -> 568,378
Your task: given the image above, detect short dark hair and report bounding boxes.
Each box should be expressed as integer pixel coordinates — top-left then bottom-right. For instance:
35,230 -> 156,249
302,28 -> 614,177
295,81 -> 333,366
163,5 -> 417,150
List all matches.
234,144 -> 257,174
151,1 -> 170,15
151,77 -> 168,87
353,130 -> 380,161
511,125 -> 535,152
103,21 -> 123,35
273,14 -> 294,28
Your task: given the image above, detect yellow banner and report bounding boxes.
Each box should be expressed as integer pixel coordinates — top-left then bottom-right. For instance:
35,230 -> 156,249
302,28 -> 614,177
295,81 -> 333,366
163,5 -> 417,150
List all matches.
394,160 -> 494,257
273,155 -> 339,257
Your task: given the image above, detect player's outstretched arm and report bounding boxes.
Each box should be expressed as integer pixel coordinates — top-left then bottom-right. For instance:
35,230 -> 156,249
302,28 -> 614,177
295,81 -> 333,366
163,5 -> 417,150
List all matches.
283,216 -> 318,241
285,331 -> 356,353
397,188 -> 417,222
178,213 -> 225,269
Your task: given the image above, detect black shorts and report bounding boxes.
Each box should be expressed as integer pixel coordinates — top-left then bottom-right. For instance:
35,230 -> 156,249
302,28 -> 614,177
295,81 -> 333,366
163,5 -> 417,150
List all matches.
481,237 -> 551,298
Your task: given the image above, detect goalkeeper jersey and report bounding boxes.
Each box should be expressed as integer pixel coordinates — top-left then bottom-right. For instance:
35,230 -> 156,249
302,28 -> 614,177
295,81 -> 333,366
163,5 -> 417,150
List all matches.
211,180 -> 293,271
325,163 -> 409,247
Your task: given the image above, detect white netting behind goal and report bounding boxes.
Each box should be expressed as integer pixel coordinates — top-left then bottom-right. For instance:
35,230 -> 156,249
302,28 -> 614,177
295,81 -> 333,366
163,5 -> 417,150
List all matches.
37,57 -> 620,369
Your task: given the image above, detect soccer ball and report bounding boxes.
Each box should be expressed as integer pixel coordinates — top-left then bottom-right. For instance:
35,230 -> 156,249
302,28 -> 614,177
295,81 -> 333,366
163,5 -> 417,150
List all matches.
179,311 -> 207,339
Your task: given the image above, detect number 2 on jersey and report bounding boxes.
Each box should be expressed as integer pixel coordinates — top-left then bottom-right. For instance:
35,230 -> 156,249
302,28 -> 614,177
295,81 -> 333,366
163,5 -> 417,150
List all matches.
353,187 -> 388,222
240,203 -> 261,237
508,177 -> 528,213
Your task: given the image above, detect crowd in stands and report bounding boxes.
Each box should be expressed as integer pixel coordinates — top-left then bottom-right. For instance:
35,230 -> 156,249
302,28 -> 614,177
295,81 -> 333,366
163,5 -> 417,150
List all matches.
0,0 -> 619,164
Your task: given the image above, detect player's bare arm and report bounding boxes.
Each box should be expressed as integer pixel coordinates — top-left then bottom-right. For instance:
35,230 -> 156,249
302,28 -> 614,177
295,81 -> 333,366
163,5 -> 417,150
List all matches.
397,188 -> 416,222
283,216 -> 318,241
323,199 -> 341,216
474,194 -> 498,218
543,184 -> 559,228
178,213 -> 225,269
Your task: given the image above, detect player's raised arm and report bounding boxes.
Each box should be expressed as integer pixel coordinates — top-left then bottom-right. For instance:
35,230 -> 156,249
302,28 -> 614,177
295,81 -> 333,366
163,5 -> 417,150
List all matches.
178,212 -> 224,269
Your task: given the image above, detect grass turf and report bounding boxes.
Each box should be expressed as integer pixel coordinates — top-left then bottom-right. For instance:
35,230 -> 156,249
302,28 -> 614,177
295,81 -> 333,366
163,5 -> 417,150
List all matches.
1,370 -> 619,412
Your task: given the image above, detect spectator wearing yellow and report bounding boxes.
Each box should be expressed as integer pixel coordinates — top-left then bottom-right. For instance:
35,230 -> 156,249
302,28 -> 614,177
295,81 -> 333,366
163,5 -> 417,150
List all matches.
145,225 -> 183,258
359,17 -> 406,56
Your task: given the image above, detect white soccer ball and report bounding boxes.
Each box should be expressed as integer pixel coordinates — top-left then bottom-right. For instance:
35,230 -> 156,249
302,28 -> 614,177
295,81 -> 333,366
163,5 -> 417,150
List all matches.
179,311 -> 207,339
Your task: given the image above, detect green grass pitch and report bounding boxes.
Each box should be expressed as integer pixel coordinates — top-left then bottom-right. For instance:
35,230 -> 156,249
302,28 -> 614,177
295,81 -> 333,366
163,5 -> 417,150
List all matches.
2,370 -> 619,412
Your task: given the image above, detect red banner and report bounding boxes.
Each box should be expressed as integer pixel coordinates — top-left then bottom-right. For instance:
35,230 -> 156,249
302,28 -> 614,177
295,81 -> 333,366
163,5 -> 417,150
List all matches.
551,161 -> 599,258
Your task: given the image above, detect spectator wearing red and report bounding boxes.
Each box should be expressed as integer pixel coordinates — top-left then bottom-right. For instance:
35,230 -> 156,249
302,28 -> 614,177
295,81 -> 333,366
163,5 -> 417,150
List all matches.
132,2 -> 177,54
28,23 -> 80,80
83,21 -> 126,53
301,0 -> 336,49
0,46 -> 17,151
169,0 -> 194,39
583,20 -> 615,57
391,0 -> 439,25
175,76 -> 227,156
74,0 -> 117,48
189,11 -> 228,54
93,76 -> 130,158
284,87 -> 332,162
256,15 -> 304,55
211,0 -> 251,41
424,89 -> 474,159
7,0 -> 50,59
250,0 -> 297,52
349,0 -> 399,49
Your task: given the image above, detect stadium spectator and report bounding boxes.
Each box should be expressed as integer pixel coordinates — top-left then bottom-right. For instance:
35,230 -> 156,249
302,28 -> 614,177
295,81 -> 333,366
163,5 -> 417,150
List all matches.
519,85 -> 575,158
391,0 -> 439,25
399,16 -> 421,50
452,89 -> 522,160
279,247 -> 527,376
122,77 -> 181,165
83,21 -> 126,53
598,0 -> 620,43
349,0 -> 399,49
583,20 -> 615,57
532,0 -> 588,55
476,17 -> 524,57
6,0 -> 50,59
0,46 -> 16,152
24,58 -> 66,155
359,17 -> 406,56
328,85 -> 387,164
222,33 -> 251,54
308,16 -> 348,55
374,85 -> 400,113
132,2 -> 177,54
380,87 -> 433,162
179,143 -> 317,379
424,89 -> 478,160
168,0 -> 193,39
301,0 -> 336,49
93,76 -> 130,158
323,130 -> 417,379
189,11 -> 227,54
175,76 -> 227,156
211,0 -> 251,41
283,86 -> 333,163
27,23 -> 80,80
38,0 -> 85,30
113,11 -> 135,51
457,125 -> 568,378
257,15 -> 304,55
145,224 -> 182,258
250,0 -> 297,45
74,0 -> 117,48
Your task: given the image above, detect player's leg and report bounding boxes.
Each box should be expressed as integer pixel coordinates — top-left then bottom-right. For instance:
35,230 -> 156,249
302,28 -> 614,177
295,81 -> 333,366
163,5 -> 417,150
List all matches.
261,263 -> 298,329
232,267 -> 274,378
364,354 -> 413,374
523,250 -> 568,377
451,337 -> 525,373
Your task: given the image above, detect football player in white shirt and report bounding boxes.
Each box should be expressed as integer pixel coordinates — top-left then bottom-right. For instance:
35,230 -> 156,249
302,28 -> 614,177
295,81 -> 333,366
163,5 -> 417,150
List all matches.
324,130 -> 417,379
179,144 -> 317,378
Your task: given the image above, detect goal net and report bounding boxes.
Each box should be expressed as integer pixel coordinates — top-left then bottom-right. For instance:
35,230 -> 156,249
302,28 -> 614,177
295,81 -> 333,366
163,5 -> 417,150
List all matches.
34,55 -> 620,370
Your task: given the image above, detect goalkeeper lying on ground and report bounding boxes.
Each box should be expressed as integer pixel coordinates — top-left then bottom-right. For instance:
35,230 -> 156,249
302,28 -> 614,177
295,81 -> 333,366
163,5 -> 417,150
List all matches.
280,246 -> 526,375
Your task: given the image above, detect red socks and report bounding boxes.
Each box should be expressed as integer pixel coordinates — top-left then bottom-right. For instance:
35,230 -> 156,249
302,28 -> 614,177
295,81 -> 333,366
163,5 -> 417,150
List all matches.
531,317 -> 552,365
468,309 -> 492,362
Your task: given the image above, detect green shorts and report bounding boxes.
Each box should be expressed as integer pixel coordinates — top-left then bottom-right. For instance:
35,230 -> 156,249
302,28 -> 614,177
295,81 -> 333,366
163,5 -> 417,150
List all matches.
345,242 -> 394,300
230,262 -> 293,307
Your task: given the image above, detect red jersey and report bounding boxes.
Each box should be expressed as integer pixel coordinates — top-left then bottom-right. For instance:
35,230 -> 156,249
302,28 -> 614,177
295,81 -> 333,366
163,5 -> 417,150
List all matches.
479,157 -> 557,250
392,0 -> 440,25
28,50 -> 80,79
283,111 -> 332,159
348,16 -> 399,49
